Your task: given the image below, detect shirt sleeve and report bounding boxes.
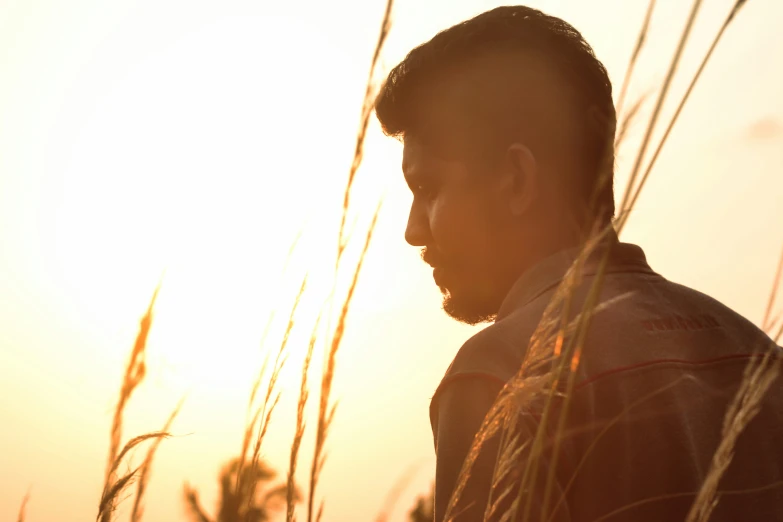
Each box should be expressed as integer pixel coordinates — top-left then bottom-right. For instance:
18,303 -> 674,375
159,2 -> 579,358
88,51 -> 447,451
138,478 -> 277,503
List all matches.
433,374 -> 503,522
432,374 -> 571,522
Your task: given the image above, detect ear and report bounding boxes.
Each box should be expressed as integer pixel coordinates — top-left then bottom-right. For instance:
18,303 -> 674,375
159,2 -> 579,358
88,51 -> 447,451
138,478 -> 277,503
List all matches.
502,143 -> 538,217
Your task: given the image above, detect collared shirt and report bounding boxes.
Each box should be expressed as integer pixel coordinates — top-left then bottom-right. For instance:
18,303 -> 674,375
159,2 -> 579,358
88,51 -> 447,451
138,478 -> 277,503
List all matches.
430,241 -> 783,522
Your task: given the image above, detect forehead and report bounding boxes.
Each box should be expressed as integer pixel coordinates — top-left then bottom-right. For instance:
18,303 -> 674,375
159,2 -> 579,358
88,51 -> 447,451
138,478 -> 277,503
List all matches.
401,136 -> 453,176
401,136 -> 477,191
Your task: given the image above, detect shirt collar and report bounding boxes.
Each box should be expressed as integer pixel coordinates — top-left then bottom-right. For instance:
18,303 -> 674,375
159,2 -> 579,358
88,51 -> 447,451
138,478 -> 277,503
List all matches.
495,238 -> 656,320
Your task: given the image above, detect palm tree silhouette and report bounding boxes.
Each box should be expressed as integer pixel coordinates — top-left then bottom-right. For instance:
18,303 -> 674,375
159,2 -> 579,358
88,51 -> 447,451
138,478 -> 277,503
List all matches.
184,457 -> 294,522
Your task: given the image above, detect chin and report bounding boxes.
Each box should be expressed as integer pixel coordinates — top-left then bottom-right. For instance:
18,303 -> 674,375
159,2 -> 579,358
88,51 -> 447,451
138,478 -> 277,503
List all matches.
442,291 -> 498,325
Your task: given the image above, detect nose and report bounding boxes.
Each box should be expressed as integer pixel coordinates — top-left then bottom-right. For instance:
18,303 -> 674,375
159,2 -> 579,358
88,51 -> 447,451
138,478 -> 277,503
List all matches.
404,200 -> 431,247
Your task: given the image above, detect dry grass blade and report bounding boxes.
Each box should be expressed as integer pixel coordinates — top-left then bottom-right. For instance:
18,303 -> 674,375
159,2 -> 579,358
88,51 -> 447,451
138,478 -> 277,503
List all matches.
100,282 -> 162,522
588,479 -> 783,522
105,283 -> 161,478
521,237 -> 616,522
762,244 -> 783,332
183,484 -> 213,522
286,311 -> 323,522
97,466 -> 142,521
773,321 -> 783,344
248,232 -> 303,412
620,0 -> 752,228
616,0 -> 704,232
238,276 -> 308,511
614,94 -> 647,152
686,349 -> 781,522
727,0 -> 748,24
308,203 -> 382,522
504,224 -> 616,522
375,462 -> 424,522
130,400 -> 184,522
538,246 -> 620,522
17,490 -> 30,522
615,0 -> 656,116
484,434 -> 526,521
247,332 -> 274,418
335,0 -> 394,263
97,430 -> 175,522
544,378 -> 685,522
443,374 -> 546,522
107,432 -> 173,481
307,2 -> 393,520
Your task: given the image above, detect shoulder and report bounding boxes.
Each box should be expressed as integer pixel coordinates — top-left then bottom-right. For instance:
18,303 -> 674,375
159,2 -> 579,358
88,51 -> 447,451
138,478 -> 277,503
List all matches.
637,276 -> 770,339
437,309 -> 543,398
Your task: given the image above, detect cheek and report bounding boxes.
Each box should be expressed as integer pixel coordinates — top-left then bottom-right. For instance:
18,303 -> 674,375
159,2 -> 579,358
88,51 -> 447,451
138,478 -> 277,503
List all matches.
429,191 -> 496,261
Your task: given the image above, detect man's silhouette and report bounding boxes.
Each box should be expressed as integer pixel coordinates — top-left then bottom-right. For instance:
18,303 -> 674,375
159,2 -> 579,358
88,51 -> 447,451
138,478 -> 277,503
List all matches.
374,6 -> 783,522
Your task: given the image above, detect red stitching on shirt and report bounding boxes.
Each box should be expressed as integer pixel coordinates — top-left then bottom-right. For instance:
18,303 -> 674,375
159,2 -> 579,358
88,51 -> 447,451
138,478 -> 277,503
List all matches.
574,352 -> 774,391
431,371 -> 507,402
431,352 -> 780,408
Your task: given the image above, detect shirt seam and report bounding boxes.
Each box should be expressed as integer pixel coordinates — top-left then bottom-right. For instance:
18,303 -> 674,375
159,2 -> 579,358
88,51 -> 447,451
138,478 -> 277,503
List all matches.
574,352 -> 774,391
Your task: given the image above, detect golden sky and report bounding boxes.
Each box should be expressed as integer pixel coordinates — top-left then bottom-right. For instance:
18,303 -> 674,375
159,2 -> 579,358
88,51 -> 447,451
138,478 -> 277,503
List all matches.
1,0 -> 782,521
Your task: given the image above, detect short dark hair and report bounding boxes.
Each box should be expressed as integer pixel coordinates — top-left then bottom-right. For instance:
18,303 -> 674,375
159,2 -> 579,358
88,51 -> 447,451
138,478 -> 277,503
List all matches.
375,5 -> 617,223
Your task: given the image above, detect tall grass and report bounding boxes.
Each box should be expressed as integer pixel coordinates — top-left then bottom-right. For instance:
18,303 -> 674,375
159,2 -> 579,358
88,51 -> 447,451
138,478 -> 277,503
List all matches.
240,277 -> 308,506
615,0 -> 704,230
286,312 -> 322,522
306,0 -> 393,520
17,490 -> 30,522
762,246 -> 783,333
19,1 -> 775,521
375,463 -> 426,522
686,347 -> 780,522
619,0 -> 753,229
97,281 -> 181,522
614,0 -> 656,118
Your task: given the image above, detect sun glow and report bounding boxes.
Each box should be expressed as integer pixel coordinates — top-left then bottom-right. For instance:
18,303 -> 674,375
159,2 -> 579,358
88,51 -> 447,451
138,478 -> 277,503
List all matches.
37,13 -> 385,392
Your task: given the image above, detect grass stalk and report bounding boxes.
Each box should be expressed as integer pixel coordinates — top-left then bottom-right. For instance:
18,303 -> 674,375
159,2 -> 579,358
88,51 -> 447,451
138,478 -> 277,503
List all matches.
620,0 -> 752,229
589,479 -> 782,522
306,0 -> 393,519
762,243 -> 783,332
130,400 -> 184,522
247,232 -> 303,414
614,94 -> 648,152
183,484 -> 213,522
538,248 -> 615,522
335,0 -> 394,264
237,276 -> 308,511
517,226 -> 616,522
615,0 -> 656,117
286,311 -> 323,522
17,490 -> 30,522
375,462 -> 424,522
99,282 -> 162,522
686,348 -> 781,521
615,0 -> 704,231
307,204 -> 382,522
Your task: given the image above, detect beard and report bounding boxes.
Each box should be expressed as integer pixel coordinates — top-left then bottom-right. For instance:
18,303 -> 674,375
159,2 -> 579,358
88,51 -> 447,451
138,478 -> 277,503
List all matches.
422,247 -> 502,325
439,281 -> 499,325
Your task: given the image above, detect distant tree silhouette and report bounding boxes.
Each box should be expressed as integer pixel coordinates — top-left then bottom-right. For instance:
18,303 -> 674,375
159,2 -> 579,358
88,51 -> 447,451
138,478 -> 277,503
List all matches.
408,485 -> 434,522
184,457 -> 295,522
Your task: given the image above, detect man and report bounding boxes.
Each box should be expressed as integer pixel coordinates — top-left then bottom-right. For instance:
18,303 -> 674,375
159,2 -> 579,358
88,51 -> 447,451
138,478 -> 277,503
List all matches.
375,6 -> 783,522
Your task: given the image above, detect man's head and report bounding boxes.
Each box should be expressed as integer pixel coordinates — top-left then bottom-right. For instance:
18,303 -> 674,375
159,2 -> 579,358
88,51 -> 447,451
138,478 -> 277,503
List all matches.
375,6 -> 616,324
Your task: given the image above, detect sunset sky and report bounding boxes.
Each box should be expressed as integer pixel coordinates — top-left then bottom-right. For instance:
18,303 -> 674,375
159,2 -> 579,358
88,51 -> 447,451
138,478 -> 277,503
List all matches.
1,0 -> 782,521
